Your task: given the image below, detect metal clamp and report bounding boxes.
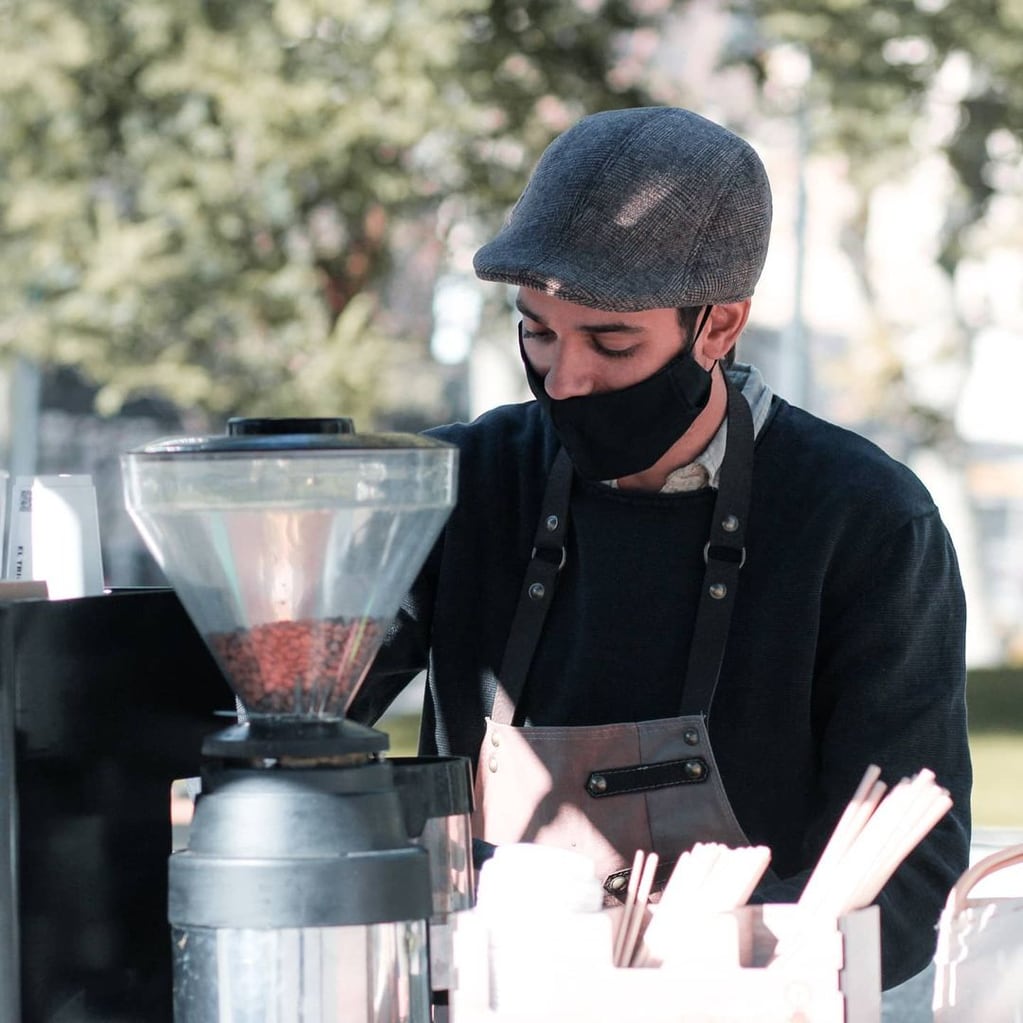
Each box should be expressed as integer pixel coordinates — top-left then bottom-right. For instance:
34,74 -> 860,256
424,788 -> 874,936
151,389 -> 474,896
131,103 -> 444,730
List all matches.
703,542 -> 746,567
530,545 -> 567,571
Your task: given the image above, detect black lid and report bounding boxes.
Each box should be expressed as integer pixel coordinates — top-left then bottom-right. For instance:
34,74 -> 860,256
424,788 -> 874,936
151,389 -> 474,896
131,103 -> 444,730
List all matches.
227,417 -> 355,436
129,417 -> 453,455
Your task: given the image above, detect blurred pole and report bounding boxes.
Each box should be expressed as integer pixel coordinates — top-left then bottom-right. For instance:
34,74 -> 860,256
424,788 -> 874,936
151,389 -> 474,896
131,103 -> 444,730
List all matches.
431,274 -> 481,422
790,95 -> 810,408
9,356 -> 41,479
770,44 -> 813,410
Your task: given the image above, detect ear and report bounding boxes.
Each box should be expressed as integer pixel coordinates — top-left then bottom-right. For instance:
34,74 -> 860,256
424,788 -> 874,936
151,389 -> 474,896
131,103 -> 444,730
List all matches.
695,300 -> 751,365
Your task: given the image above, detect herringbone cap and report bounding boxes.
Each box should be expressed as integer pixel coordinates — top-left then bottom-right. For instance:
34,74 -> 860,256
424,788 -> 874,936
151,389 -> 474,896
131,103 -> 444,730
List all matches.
473,107 -> 772,310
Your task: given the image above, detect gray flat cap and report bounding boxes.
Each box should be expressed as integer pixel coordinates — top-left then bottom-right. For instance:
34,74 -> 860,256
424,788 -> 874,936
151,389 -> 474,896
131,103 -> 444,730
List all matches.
473,106 -> 772,311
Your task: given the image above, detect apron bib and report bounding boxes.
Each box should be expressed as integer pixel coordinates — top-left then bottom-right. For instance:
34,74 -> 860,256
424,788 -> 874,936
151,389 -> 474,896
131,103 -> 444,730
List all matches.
472,379 -> 755,898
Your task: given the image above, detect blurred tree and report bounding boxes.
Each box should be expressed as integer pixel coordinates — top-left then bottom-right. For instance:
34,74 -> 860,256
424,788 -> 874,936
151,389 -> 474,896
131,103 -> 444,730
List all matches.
731,0 -> 1023,450
0,0 -> 655,424
741,0 -> 1023,202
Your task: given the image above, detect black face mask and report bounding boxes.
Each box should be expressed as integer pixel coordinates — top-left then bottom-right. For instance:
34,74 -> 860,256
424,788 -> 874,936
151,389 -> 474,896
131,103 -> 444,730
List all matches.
519,312 -> 713,481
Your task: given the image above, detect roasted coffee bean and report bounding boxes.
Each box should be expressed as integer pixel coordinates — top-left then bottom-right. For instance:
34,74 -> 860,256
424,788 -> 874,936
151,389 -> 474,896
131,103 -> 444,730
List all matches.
207,617 -> 384,716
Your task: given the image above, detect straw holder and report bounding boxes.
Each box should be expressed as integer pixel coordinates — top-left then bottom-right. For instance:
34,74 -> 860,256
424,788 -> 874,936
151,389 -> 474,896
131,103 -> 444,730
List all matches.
449,902 -> 881,1023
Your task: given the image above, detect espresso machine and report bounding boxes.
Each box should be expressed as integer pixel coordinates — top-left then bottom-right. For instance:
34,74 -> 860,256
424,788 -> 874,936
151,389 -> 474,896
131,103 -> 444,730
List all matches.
121,417 -> 465,1023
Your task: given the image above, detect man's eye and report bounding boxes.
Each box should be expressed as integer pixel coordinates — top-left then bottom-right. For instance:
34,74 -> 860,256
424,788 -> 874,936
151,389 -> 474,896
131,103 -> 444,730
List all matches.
593,341 -> 636,359
521,327 -> 554,342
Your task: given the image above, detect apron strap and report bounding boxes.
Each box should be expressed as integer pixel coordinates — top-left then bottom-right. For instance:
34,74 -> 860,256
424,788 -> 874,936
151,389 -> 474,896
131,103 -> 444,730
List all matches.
679,377 -> 753,717
492,447 -> 573,724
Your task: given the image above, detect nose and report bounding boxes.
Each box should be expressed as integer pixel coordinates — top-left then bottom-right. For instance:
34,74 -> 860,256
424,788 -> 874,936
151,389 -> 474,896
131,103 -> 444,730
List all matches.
542,344 -> 595,399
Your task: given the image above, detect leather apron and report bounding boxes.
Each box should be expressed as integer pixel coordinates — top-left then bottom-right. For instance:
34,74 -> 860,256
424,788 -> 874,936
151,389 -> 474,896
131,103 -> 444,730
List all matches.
472,379 -> 756,899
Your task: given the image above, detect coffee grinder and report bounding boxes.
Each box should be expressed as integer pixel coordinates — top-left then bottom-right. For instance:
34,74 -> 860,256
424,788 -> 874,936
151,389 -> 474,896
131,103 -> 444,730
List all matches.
121,418 -> 458,1023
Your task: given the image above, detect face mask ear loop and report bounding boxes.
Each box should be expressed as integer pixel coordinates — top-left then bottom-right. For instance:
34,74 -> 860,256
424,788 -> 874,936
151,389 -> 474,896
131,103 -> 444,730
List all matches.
694,304 -> 714,345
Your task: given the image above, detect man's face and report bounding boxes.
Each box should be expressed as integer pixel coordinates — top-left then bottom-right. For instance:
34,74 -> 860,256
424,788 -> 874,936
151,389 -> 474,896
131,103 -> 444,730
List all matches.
516,287 -> 692,399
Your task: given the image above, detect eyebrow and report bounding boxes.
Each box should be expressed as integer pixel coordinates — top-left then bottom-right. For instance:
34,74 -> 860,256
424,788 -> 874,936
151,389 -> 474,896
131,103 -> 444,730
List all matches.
515,298 -> 644,335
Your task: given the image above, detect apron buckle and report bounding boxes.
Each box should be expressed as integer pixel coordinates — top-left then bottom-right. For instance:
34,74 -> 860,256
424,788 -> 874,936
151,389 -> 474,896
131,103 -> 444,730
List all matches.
530,544 -> 567,570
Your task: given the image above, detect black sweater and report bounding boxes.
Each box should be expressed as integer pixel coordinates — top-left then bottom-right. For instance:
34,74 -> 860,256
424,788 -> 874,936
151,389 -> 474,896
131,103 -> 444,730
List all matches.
353,392 -> 972,989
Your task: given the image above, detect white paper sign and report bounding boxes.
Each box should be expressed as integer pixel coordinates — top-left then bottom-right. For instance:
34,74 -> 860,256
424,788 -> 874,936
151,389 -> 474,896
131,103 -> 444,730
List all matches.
3,475 -> 105,599
0,470 -> 8,573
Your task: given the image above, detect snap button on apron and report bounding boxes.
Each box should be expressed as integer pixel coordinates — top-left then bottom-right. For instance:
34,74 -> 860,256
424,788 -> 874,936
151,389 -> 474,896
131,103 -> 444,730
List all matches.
684,759 -> 707,780
545,514 -> 559,532
488,755 -> 499,773
683,728 -> 700,746
528,582 -> 545,600
709,582 -> 727,600
722,514 -> 739,532
491,731 -> 501,747
586,774 -> 608,795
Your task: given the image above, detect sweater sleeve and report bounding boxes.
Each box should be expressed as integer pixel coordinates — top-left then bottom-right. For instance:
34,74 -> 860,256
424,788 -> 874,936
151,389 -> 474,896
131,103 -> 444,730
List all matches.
800,507 -> 971,988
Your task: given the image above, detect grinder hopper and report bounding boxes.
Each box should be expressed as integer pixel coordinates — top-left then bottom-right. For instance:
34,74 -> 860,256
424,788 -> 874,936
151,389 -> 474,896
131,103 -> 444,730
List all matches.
122,417 -> 457,737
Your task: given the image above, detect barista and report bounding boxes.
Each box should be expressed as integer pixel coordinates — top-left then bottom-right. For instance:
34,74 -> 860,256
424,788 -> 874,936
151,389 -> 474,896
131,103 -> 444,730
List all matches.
352,106 -> 972,990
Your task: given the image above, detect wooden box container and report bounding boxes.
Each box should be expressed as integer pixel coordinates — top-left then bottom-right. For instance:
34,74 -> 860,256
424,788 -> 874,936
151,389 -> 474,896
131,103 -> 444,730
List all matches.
449,903 -> 881,1023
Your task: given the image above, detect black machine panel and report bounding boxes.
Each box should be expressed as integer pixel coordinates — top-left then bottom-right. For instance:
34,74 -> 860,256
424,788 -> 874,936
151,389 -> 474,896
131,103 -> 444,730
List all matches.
0,589 -> 234,1023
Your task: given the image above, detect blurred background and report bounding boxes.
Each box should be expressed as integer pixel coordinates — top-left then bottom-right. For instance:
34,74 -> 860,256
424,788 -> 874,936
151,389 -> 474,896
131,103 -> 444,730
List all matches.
1,0 -> 1021,827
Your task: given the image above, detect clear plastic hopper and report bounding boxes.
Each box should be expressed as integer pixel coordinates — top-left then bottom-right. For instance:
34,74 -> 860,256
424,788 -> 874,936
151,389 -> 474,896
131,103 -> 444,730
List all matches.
121,419 -> 456,723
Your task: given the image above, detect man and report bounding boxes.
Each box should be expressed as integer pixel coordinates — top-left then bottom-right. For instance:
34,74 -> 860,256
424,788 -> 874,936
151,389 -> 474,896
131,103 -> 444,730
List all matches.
353,106 -> 971,990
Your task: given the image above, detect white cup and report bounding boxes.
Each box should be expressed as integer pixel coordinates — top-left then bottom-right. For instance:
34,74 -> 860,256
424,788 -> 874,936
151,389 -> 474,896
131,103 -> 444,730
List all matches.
476,844 -> 613,1013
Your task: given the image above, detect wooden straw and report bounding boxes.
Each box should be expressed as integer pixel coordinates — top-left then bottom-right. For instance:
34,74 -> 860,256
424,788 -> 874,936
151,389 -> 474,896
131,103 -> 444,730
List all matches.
637,844 -> 772,967
803,768 -> 954,918
674,842 -> 723,911
710,845 -> 773,910
612,849 -> 645,968
619,851 -> 659,968
634,847 -> 702,967
810,779 -> 912,917
799,764 -> 886,912
841,779 -> 952,912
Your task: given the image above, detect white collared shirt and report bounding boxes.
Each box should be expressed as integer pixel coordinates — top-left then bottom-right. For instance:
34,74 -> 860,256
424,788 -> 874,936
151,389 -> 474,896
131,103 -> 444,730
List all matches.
607,363 -> 773,493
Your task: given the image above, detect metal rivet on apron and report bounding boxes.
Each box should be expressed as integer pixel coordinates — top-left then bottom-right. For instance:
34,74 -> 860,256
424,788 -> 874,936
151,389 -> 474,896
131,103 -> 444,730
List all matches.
607,874 -> 627,892
491,731 -> 501,747
684,759 -> 706,780
709,582 -> 727,600
586,774 -> 608,795
722,514 -> 739,533
528,582 -> 546,600
487,755 -> 499,773
683,728 -> 700,746
545,514 -> 559,532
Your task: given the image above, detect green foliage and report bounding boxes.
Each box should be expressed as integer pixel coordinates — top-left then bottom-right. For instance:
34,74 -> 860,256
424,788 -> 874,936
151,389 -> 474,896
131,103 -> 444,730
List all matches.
969,662 -> 1023,827
731,0 -> 1023,451
971,733 -> 1023,827
0,0 -> 655,421
737,0 -> 1023,234
967,666 -> 1023,734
